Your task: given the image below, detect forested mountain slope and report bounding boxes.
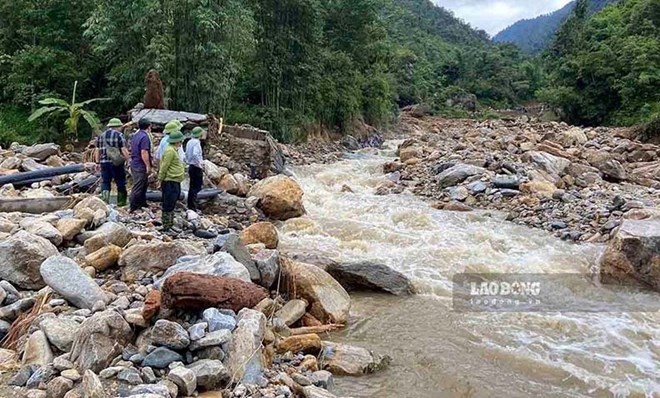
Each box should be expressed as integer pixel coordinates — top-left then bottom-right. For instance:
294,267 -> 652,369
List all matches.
493,0 -> 618,53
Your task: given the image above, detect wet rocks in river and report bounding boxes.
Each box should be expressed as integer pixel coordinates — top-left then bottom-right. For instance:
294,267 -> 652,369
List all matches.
248,175 -> 305,220
326,262 -> 414,296
282,261 -> 351,324
320,342 -> 389,376
40,255 -> 108,310
161,272 -> 268,312
601,219 -> 660,292
0,230 -> 58,289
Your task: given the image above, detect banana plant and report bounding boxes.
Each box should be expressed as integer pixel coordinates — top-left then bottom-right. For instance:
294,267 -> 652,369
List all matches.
28,81 -> 109,142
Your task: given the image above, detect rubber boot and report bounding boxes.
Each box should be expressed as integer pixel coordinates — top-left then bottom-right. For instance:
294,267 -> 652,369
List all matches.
161,212 -> 173,231
117,191 -> 128,207
101,190 -> 110,204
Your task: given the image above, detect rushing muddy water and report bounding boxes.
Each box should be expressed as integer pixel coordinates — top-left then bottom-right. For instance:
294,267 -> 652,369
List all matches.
278,142 -> 660,398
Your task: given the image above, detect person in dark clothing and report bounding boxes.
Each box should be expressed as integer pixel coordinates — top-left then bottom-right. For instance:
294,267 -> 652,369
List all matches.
185,127 -> 205,211
95,118 -> 129,205
129,118 -> 153,212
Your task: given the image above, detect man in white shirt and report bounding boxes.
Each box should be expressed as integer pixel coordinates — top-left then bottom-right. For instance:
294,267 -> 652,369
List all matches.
185,127 -> 205,211
157,120 -> 185,162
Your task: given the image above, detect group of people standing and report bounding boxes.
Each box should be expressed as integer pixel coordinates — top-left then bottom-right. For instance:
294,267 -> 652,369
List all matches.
94,117 -> 206,231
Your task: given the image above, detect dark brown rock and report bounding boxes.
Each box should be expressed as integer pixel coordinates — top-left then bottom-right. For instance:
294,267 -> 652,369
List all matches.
326,262 -> 414,296
143,290 -> 161,322
161,272 -> 268,313
143,69 -> 165,109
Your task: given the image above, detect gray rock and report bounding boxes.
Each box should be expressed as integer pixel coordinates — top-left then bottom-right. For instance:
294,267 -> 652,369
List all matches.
22,330 -> 54,366
40,256 -> 108,310
309,370 -> 334,389
155,252 -> 251,287
225,309 -> 266,384
203,308 -> 237,332
492,174 -> 520,189
274,299 -> 307,326
25,389 -> 47,398
467,180 -> 488,195
188,322 -> 207,341
252,249 -> 280,289
46,376 -> 73,398
60,369 -> 81,382
10,365 -> 36,386
499,189 -> 520,197
130,384 -> 171,397
117,367 -> 143,385
167,366 -> 197,396
326,262 -> 414,296
189,329 -> 232,351
80,222 -> 130,254
141,367 -> 157,383
0,230 -> 58,289
142,347 -> 183,369
320,342 -> 389,376
196,346 -> 225,362
20,218 -> 63,246
22,143 -> 59,161
0,319 -> 10,340
26,365 -> 54,389
82,370 -> 108,398
151,320 -> 190,350
213,233 -> 260,281
53,356 -> 74,371
187,359 -> 230,390
435,164 -> 487,187
0,280 -> 20,304
447,186 -> 469,201
39,317 -> 79,352
70,310 -> 132,373
525,151 -> 570,177
302,385 -> 338,398
0,297 -> 35,322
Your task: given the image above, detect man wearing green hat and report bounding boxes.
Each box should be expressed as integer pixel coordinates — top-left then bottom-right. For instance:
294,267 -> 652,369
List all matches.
158,128 -> 186,231
95,118 -> 129,205
185,127 -> 205,211
156,120 -> 185,162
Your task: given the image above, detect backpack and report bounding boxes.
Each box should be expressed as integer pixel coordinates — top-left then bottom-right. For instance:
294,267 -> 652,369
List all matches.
103,131 -> 125,167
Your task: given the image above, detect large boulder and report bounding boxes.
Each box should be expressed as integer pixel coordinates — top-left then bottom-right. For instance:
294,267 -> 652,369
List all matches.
0,230 -> 58,289
434,164 -> 487,188
601,219 -> 660,292
82,222 -> 131,254
187,359 -> 230,391
19,218 -> 63,246
524,151 -> 571,177
70,310 -> 133,373
119,241 -> 205,282
282,261 -> 351,324
161,272 -> 268,313
225,309 -> 267,385
155,252 -> 251,288
22,143 -> 60,161
22,330 -> 53,366
239,222 -> 279,249
588,151 -> 627,181
40,256 -> 108,310
39,317 -> 80,352
248,175 -> 305,220
56,218 -> 87,241
326,262 -> 414,296
212,233 -> 260,281
319,342 -> 388,376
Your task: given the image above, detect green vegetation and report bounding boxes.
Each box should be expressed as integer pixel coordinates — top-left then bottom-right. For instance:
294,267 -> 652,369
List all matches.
540,0 -> 660,127
28,81 -> 106,143
0,0 -> 657,143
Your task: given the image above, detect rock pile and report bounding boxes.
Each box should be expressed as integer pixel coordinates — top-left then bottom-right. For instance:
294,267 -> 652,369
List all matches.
384,113 -> 660,243
0,148 -> 399,397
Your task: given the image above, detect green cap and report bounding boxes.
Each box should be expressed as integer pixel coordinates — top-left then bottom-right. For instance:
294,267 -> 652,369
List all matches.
168,131 -> 185,143
164,120 -> 180,135
107,118 -> 122,128
191,127 -> 204,138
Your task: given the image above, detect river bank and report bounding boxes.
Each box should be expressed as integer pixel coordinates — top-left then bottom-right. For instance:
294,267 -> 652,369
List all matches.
292,112 -> 659,243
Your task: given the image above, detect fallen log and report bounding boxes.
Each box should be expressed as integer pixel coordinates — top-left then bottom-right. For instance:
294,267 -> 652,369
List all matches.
0,164 -> 84,187
146,188 -> 221,202
161,272 -> 267,313
0,196 -> 73,214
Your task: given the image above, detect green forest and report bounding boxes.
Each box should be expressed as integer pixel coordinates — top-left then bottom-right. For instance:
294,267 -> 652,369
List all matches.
0,0 -> 657,145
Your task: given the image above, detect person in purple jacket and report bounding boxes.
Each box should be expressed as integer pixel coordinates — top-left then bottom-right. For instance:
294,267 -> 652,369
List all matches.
129,118 -> 153,213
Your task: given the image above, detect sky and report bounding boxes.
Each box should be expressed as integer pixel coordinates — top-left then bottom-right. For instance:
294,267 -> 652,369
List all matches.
434,0 -> 574,36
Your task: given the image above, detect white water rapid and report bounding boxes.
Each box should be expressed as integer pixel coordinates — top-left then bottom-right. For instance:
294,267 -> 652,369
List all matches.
278,142 -> 660,398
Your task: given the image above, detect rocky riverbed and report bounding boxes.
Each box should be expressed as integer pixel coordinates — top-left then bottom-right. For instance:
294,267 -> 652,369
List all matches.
380,112 -> 660,243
